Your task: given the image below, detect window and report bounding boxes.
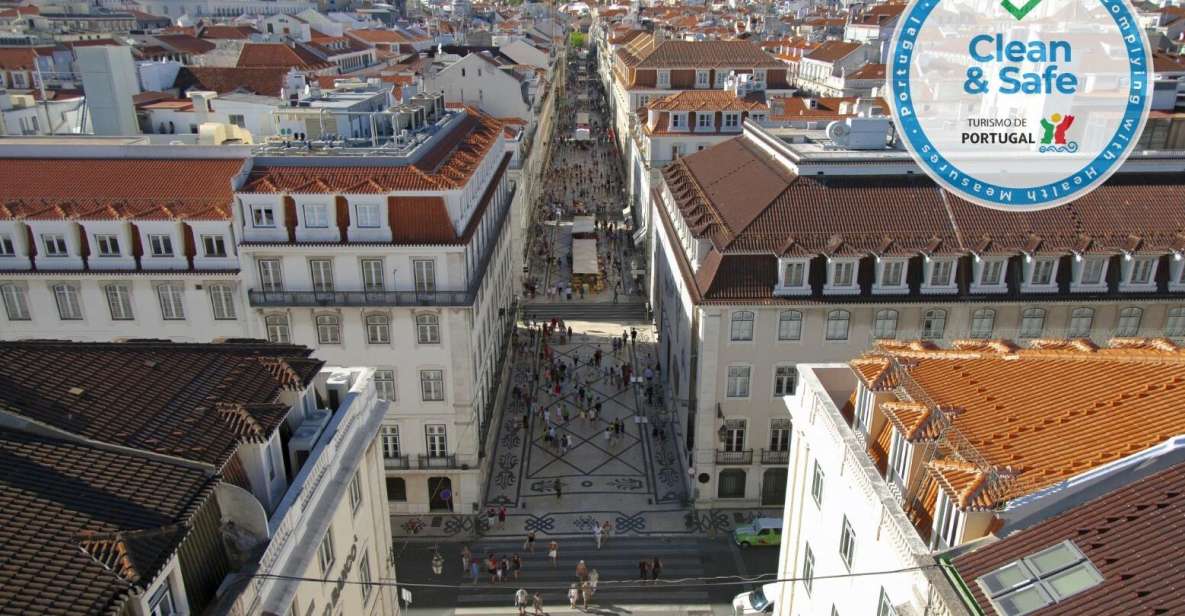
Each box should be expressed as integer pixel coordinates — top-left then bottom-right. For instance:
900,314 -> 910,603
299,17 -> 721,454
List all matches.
361,259 -> 384,291
309,259 -> 334,292
802,544 -> 815,594
877,589 -> 897,616
724,113 -> 739,128
202,235 -> 227,257
980,259 -> 1005,286
147,584 -> 176,616
381,425 -> 400,457
104,284 -> 134,320
316,314 -> 341,344
881,260 -> 905,287
769,418 -> 790,452
721,419 -> 745,452
265,314 -> 290,343
873,309 -> 897,339
386,477 -> 407,501
148,234 -> 173,257
303,203 -> 329,228
364,313 -> 390,344
929,259 -> 954,287
975,540 -> 1104,616
0,234 -> 15,256
1079,257 -> 1106,286
1127,256 -> 1156,286
52,284 -> 82,320
317,528 -> 335,573
782,261 -> 806,288
726,365 -> 751,398
1019,308 -> 1045,338
413,259 -> 436,293
375,369 -> 396,401
349,470 -> 363,512
921,309 -> 946,339
1068,307 -> 1094,337
1116,307 -> 1142,337
1029,258 -> 1055,286
774,365 -> 796,396
717,468 -> 746,498
696,69 -> 709,87
156,283 -> 185,320
778,310 -> 802,340
657,69 -> 670,87
1,284 -> 30,320
730,311 -> 755,341
825,310 -> 850,341
416,313 -> 440,344
356,203 -> 380,228
258,259 -> 283,291
1166,307 -> 1185,338
830,260 -> 855,287
888,428 -> 912,489
421,369 -> 444,401
228,113 -> 245,128
252,205 -> 276,227
43,234 -> 68,256
696,112 -> 712,129
359,550 -> 373,603
839,516 -> 855,569
933,489 -> 963,549
971,308 -> 996,338
811,461 -> 824,505
95,234 -> 121,257
208,284 -> 236,320
425,424 -> 447,456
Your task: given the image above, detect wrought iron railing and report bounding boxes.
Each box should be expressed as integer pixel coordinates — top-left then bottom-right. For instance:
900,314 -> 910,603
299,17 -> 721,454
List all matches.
761,449 -> 789,465
715,449 -> 753,465
418,453 -> 458,469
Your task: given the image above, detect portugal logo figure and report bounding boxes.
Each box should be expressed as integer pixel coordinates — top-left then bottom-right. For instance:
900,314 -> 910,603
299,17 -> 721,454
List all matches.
1039,113 -> 1077,152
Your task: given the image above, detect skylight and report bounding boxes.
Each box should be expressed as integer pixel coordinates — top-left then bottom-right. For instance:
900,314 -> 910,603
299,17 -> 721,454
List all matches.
976,540 -> 1103,616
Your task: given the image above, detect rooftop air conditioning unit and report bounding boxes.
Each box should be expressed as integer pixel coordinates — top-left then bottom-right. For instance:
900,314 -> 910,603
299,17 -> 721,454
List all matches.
288,409 -> 331,471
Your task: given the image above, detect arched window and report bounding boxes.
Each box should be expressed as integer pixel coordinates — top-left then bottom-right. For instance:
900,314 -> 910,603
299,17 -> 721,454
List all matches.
1117,307 -> 1143,337
366,313 -> 390,344
873,309 -> 898,340
416,313 -> 440,344
970,308 -> 995,339
922,309 -> 946,339
825,310 -> 850,341
730,311 -> 755,341
1166,307 -> 1185,338
316,314 -> 341,344
1019,308 -> 1045,339
717,469 -> 746,499
265,314 -> 290,343
778,310 -> 802,341
1068,307 -> 1094,338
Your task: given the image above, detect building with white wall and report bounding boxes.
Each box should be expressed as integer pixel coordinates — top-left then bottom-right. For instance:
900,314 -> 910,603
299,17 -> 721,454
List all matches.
426,51 -> 536,123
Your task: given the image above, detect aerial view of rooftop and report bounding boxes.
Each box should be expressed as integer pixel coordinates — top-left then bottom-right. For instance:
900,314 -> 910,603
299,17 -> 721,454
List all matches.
0,0 -> 1182,614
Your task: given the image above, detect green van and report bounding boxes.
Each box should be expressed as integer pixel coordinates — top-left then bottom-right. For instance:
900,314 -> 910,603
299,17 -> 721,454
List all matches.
732,517 -> 783,548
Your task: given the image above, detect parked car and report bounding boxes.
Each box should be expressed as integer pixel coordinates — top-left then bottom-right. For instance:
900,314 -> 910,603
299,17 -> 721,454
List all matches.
732,582 -> 781,614
732,517 -> 783,547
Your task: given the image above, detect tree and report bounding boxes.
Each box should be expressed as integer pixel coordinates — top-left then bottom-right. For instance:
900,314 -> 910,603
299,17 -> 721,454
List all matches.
568,32 -> 586,48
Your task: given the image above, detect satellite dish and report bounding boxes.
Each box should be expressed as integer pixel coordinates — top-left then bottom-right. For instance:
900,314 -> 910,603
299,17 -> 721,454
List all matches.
826,120 -> 850,146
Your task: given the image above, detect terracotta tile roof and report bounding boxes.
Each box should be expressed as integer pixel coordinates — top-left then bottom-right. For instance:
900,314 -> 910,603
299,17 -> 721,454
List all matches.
243,109 -> 503,193
646,90 -> 767,112
0,340 -> 321,469
0,429 -> 217,616
199,24 -> 258,39
0,158 -> 245,221
237,42 -> 332,70
0,47 -> 38,70
852,341 -> 1185,510
178,66 -> 290,98
390,196 -> 458,243
803,40 -> 862,63
952,461 -> 1185,616
634,40 -> 784,69
769,95 -> 887,120
152,33 -> 216,55
848,63 -> 885,79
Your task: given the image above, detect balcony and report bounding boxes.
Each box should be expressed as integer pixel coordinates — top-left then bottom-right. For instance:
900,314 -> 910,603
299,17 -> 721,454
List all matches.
418,453 -> 458,469
761,449 -> 789,465
715,449 -> 753,465
248,289 -> 472,308
383,454 -> 411,470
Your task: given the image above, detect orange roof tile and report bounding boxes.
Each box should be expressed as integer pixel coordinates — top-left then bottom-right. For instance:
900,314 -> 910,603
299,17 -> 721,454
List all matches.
645,90 -> 767,113
389,197 -> 457,244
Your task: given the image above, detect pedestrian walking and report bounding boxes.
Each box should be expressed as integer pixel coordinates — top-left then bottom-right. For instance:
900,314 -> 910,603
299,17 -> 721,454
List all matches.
487,555 -> 498,583
462,545 -> 471,572
533,592 -> 544,615
638,559 -> 651,582
589,569 -> 600,595
515,588 -> 529,616
604,426 -> 612,445
582,581 -> 592,609
548,541 -> 559,567
431,551 -> 444,575
470,560 -> 480,584
554,478 -> 563,500
651,557 -> 663,583
512,554 -> 522,580
594,522 -> 603,548
498,557 -> 508,583
568,584 -> 580,608
601,520 -> 611,546
498,506 -> 508,529
576,559 -> 588,581
486,507 -> 498,531
524,530 -> 536,553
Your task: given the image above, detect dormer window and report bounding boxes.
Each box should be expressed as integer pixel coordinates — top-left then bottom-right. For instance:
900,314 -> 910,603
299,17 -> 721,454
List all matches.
252,205 -> 276,228
42,234 -> 68,257
1072,255 -> 1108,291
1121,255 -> 1157,290
1023,256 -> 1058,290
657,69 -> 670,88
304,203 -> 329,228
923,257 -> 956,293
978,258 -> 1005,287
356,203 -> 381,228
776,258 -> 810,296
754,68 -> 767,86
670,112 -> 686,130
825,258 -> 858,294
696,112 -> 713,130
1171,255 -> 1185,291
696,69 -> 709,88
875,258 -> 906,293
723,113 -> 740,130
